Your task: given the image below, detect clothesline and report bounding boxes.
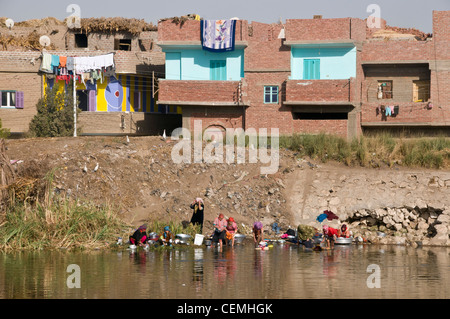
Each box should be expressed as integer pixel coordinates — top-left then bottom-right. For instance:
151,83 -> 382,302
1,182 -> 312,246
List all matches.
40,52 -> 116,86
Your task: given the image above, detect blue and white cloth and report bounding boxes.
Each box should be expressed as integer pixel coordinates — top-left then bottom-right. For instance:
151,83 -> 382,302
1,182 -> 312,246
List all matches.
201,19 -> 237,52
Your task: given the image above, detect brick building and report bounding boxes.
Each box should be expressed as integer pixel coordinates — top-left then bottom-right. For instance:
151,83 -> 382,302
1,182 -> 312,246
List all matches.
0,17 -> 180,136
1,12 -> 449,138
158,11 -> 450,139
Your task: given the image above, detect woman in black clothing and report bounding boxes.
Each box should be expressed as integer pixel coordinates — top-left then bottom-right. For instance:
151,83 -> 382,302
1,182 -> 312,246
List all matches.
190,198 -> 204,233
129,224 -> 148,246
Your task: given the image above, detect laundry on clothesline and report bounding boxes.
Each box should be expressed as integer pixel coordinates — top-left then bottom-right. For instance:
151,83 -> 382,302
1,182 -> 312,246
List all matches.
40,52 -> 115,75
40,52 -> 115,87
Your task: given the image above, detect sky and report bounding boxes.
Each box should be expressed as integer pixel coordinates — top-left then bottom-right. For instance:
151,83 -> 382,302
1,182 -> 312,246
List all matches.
0,0 -> 449,33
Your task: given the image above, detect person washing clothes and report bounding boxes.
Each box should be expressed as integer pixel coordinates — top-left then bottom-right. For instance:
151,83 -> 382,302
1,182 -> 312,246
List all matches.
338,224 -> 351,238
159,226 -> 175,246
212,213 -> 227,249
226,217 -> 238,247
252,221 -> 264,248
129,224 -> 148,247
322,225 -> 338,249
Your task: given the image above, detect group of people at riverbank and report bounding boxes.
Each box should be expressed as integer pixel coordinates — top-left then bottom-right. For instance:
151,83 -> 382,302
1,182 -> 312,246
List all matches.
128,199 -> 351,250
129,224 -> 175,247
190,198 -> 267,249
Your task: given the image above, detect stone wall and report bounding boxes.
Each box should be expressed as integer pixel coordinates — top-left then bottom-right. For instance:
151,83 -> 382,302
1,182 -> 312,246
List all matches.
349,206 -> 450,246
287,164 -> 450,246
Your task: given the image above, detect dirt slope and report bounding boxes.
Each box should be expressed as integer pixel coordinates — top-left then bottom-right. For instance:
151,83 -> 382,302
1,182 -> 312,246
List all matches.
6,136 -> 448,238
5,136 -> 298,234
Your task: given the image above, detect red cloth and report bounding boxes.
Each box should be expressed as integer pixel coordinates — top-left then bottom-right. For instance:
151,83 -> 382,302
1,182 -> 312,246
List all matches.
326,227 -> 339,237
324,210 -> 339,221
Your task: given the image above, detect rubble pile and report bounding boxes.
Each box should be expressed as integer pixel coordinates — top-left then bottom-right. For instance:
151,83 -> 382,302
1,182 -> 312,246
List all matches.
349,206 -> 450,246
385,25 -> 432,40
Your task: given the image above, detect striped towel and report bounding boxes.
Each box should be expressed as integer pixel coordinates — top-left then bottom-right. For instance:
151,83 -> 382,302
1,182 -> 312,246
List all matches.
201,19 -> 236,52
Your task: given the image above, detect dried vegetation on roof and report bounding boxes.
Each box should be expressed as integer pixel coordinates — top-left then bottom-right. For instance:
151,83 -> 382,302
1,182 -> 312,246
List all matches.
370,25 -> 432,41
0,31 -> 56,51
158,14 -> 199,26
75,17 -> 157,35
1,16 -> 157,35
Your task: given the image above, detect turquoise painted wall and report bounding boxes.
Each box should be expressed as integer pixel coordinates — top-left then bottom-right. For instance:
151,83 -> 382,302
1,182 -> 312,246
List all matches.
290,46 -> 356,80
164,48 -> 244,81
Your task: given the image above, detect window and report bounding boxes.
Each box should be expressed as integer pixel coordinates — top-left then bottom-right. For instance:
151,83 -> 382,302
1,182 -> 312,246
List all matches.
377,80 -> 393,99
264,86 -> 279,104
303,59 -> 320,80
138,39 -> 150,51
210,60 -> 227,81
1,91 -> 23,108
77,90 -> 88,111
75,33 -> 88,48
413,80 -> 430,102
114,39 -> 132,51
133,91 -> 141,111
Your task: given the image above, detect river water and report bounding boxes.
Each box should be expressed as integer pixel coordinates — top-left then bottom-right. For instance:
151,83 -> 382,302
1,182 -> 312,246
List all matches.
0,242 -> 449,299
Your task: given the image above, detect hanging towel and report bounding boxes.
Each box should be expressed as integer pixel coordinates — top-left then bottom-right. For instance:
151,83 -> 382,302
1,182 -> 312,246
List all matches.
66,57 -> 74,71
394,105 -> 399,115
40,53 -> 53,73
59,56 -> 67,68
316,213 -> 328,223
51,55 -> 60,68
104,53 -> 115,68
201,19 -> 236,52
385,106 -> 392,116
324,210 -> 339,221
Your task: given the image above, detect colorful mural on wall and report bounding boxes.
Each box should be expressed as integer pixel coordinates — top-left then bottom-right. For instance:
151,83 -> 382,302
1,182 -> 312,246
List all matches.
43,74 -> 182,114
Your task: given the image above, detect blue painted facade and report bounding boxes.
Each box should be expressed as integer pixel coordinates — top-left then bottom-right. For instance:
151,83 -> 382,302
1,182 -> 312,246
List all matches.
290,45 -> 357,80
163,48 -> 245,81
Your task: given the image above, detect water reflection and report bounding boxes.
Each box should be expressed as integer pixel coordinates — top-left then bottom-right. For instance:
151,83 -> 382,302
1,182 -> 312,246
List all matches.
192,248 -> 204,292
0,244 -> 448,299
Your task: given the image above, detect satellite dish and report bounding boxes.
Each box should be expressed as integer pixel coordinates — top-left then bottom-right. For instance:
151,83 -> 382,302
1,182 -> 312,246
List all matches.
39,35 -> 51,47
5,18 -> 14,29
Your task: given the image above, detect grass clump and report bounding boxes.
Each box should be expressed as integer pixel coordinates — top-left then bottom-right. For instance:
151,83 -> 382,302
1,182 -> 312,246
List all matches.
0,169 -> 127,251
0,198 -> 127,251
280,132 -> 450,169
146,220 -> 202,239
281,133 -> 352,164
398,137 -> 449,169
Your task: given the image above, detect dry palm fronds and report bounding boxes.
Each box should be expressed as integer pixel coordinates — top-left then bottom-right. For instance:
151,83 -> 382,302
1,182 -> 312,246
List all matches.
0,31 -> 56,51
72,17 -> 157,35
14,17 -> 64,28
